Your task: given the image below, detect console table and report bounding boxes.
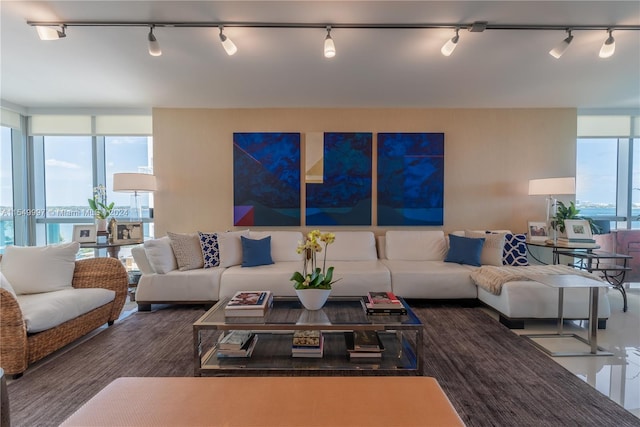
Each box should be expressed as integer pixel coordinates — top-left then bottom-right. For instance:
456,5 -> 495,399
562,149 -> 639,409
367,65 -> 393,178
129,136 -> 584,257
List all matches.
555,250 -> 632,312
526,239 -> 600,265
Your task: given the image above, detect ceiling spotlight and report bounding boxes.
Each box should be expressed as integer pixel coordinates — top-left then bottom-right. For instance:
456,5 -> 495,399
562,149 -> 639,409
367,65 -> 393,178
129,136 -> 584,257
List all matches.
441,28 -> 460,57
219,26 -> 237,56
36,25 -> 66,41
148,26 -> 161,56
599,29 -> 615,58
324,26 -> 336,58
549,29 -> 573,59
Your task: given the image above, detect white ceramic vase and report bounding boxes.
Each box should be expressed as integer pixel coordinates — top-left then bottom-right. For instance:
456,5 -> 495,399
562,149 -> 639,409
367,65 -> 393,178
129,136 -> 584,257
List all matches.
295,288 -> 331,310
95,218 -> 108,232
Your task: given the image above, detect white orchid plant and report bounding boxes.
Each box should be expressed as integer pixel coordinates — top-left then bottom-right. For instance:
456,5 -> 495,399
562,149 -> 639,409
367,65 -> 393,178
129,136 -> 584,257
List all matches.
88,185 -> 115,219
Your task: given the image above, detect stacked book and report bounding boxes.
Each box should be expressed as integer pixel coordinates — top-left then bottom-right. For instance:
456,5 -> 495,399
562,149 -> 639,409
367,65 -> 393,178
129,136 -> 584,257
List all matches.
549,238 -> 597,248
344,330 -> 385,360
216,330 -> 258,358
224,290 -> 273,317
362,291 -> 407,315
291,330 -> 324,358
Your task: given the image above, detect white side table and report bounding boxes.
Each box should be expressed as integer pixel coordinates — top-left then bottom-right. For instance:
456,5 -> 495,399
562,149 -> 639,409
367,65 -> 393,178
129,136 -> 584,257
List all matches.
522,274 -> 612,357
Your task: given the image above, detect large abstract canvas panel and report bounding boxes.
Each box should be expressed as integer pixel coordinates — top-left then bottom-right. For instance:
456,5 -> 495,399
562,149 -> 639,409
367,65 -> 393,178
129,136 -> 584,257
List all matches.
377,133 -> 444,226
233,133 -> 301,226
306,132 -> 372,226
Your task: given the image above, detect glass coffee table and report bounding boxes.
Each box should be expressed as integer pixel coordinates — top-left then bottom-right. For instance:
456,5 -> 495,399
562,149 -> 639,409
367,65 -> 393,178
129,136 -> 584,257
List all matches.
193,296 -> 424,376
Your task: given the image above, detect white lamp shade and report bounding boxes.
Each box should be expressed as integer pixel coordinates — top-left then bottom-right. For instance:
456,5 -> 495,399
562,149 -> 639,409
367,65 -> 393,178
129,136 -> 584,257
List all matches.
113,173 -> 157,193
528,177 -> 575,196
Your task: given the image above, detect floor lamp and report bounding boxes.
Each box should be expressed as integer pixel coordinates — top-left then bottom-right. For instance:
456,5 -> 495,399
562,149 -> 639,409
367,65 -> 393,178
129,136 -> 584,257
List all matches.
113,173 -> 157,220
528,177 -> 576,243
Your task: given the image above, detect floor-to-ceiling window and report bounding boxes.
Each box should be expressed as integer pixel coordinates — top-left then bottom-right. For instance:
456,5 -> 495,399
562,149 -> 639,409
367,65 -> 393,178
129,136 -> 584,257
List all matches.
576,115 -> 639,230
42,136 -> 93,245
0,113 -> 155,264
0,126 -> 14,253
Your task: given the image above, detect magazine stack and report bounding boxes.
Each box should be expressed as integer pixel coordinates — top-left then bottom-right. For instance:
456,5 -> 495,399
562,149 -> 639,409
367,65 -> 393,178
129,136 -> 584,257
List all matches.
344,330 -> 384,360
362,291 -> 407,315
216,330 -> 258,358
291,330 -> 324,358
224,291 -> 273,317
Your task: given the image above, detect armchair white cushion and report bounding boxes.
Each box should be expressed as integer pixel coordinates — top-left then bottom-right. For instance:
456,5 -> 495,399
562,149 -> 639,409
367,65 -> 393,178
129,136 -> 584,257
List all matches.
0,242 -> 80,294
17,288 -> 115,333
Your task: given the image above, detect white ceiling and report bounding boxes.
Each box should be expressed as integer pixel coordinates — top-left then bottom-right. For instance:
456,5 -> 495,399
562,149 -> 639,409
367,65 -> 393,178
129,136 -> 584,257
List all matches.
1,1 -> 639,112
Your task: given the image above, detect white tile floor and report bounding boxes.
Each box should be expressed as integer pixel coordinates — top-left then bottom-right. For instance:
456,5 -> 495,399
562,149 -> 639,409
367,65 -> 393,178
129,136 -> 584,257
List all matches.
483,283 -> 640,418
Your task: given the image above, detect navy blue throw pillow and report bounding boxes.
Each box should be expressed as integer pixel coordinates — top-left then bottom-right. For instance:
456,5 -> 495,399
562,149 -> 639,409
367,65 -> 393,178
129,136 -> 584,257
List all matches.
241,236 -> 274,267
444,234 -> 485,267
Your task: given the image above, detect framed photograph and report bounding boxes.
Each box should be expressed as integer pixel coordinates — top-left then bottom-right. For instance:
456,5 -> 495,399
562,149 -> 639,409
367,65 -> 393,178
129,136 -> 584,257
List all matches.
73,224 -> 97,243
113,221 -> 143,244
564,219 -> 593,240
527,221 -> 549,242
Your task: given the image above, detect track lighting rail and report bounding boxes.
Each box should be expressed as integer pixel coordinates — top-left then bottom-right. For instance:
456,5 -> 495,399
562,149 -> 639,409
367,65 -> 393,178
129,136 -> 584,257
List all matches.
26,20 -> 640,31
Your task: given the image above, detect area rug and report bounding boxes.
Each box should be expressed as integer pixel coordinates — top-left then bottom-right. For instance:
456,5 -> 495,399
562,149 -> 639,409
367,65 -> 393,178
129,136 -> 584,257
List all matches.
6,305 -> 639,426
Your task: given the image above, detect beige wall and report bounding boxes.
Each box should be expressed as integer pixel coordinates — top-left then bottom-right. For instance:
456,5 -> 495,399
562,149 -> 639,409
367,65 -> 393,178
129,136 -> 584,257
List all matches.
152,108 -> 577,236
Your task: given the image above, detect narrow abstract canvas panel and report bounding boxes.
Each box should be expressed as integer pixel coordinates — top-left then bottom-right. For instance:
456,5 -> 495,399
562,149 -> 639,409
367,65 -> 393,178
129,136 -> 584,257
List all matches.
233,133 -> 301,226
306,132 -> 372,226
377,133 -> 444,226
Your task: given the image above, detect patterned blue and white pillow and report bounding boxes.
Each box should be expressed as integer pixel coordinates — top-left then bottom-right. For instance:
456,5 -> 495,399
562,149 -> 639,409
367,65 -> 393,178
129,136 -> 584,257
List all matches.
503,233 -> 529,266
198,231 -> 220,268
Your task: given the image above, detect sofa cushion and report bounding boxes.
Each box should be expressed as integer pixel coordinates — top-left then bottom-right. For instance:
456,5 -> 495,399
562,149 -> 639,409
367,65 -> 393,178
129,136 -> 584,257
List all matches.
131,245 -> 154,275
465,230 -> 506,266
241,236 -> 274,267
385,230 -> 447,261
249,231 -> 303,262
381,259 -> 478,299
219,261 -> 303,299
168,232 -> 204,271
0,271 -> 16,296
143,237 -> 178,274
198,231 -> 220,268
135,267 -> 223,303
325,231 -> 378,261
0,242 -> 79,295
16,288 -> 115,333
444,234 -> 484,267
503,233 -> 529,266
218,230 -> 250,267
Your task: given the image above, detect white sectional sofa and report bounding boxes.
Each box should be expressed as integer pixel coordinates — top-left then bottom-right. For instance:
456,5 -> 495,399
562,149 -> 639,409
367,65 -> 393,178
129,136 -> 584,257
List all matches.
131,229 -> 611,328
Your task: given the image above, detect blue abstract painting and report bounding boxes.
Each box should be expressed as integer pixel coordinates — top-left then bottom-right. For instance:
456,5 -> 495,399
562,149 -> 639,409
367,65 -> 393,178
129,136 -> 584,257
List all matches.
306,132 -> 372,226
377,133 -> 444,226
233,133 -> 301,226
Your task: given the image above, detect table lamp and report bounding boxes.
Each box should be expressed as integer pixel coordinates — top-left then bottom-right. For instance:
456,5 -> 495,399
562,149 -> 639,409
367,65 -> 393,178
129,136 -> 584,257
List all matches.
113,173 -> 157,220
528,177 -> 575,242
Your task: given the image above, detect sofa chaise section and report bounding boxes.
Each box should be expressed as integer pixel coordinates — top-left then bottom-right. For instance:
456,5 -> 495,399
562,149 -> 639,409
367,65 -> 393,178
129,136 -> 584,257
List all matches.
477,282 -> 610,329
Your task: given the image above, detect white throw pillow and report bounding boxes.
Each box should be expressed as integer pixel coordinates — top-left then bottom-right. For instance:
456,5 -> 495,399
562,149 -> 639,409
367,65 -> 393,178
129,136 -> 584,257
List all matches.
0,271 -> 16,296
143,236 -> 178,274
218,230 -> 250,267
465,230 -> 507,266
0,242 -> 80,295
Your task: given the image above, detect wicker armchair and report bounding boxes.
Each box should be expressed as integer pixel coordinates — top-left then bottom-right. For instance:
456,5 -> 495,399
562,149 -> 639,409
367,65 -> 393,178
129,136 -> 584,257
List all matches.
0,256 -> 128,378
